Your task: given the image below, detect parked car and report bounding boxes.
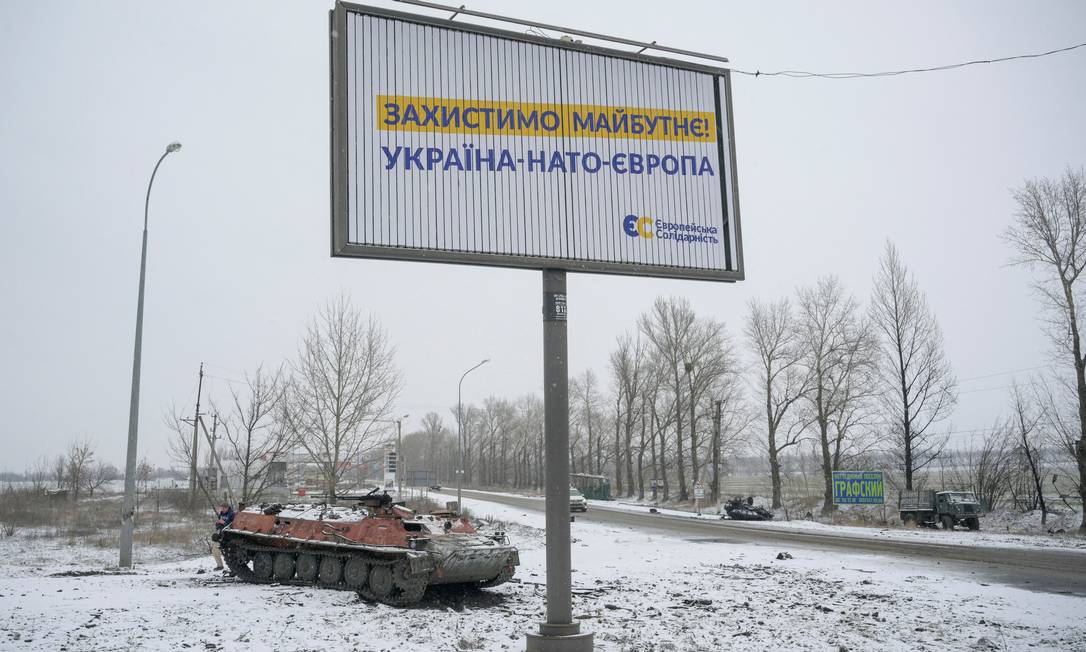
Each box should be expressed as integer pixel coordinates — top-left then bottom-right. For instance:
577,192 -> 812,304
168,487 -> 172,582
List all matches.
569,487 -> 588,512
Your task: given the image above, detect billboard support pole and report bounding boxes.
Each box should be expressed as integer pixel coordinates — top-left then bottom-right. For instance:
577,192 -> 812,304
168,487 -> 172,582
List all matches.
527,269 -> 593,652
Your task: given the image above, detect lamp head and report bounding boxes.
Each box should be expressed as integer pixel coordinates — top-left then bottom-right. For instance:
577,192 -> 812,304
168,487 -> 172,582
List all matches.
481,358 -> 490,364
166,142 -> 182,153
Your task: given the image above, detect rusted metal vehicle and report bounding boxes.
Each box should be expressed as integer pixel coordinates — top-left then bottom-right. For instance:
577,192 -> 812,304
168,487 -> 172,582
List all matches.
220,489 -> 519,605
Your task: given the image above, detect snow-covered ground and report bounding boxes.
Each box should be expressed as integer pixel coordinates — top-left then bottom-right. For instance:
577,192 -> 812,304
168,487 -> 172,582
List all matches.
1,493 -> 1083,651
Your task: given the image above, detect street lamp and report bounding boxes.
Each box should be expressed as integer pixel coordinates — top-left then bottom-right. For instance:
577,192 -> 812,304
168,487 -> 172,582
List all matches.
457,358 -> 489,513
120,141 -> 182,568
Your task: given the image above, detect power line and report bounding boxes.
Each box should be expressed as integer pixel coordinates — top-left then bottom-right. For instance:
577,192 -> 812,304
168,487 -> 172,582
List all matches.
957,364 -> 1055,384
731,40 -> 1086,79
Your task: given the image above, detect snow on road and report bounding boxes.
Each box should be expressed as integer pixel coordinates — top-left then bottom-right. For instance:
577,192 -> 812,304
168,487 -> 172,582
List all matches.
0,493 -> 1083,651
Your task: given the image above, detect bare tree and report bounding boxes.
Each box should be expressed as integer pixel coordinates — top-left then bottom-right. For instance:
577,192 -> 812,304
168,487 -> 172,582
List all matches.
27,458 -> 49,493
217,364 -> 292,505
681,317 -> 733,490
745,297 -> 811,508
1004,167 -> 1086,531
136,457 -> 153,493
870,242 -> 957,489
707,362 -> 751,503
797,276 -> 878,514
1008,383 -> 1049,525
85,462 -> 119,496
64,439 -> 95,501
639,297 -> 697,500
570,370 -> 603,476
51,455 -> 66,490
282,297 -> 401,503
952,426 -> 1017,512
610,333 -> 645,497
477,396 -> 514,486
418,411 -> 451,481
452,404 -> 482,485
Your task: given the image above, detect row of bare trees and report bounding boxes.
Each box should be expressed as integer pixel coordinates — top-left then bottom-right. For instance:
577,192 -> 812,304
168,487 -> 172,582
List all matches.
21,440 -> 122,500
399,271 -> 944,516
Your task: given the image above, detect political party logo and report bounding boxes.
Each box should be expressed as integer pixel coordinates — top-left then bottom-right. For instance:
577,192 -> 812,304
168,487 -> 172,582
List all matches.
622,214 -> 654,238
623,214 -> 721,245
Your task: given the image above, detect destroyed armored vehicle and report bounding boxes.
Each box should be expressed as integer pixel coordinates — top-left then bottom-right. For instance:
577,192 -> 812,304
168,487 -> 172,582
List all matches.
220,489 -> 519,605
722,496 -> 774,521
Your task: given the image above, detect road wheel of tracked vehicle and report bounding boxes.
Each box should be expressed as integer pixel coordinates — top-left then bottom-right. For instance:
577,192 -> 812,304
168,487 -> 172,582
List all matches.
296,554 -> 319,582
344,558 -> 370,589
369,565 -> 393,598
319,556 -> 343,586
941,515 -> 955,530
273,553 -> 296,581
220,538 -> 254,580
966,517 -> 980,531
478,564 -> 515,588
252,552 -> 274,581
383,560 -> 427,606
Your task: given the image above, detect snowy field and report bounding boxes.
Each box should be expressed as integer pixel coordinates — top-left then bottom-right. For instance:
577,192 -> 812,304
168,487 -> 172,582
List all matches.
1,493 -> 1084,651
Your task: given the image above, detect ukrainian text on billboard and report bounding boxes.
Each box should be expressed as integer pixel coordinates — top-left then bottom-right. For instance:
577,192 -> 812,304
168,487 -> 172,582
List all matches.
332,6 -> 741,279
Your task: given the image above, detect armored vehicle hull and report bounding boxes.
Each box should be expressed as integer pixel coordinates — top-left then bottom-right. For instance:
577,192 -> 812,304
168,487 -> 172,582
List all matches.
220,495 -> 518,606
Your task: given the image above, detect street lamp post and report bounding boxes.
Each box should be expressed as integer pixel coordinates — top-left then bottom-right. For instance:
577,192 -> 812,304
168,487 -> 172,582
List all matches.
457,358 -> 489,513
120,141 -> 181,568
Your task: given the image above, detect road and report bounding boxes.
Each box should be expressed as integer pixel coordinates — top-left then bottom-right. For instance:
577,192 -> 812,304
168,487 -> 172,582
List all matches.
456,489 -> 1086,597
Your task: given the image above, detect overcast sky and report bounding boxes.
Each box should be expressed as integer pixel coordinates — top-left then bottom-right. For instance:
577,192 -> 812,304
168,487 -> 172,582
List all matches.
2,0 -> 1085,471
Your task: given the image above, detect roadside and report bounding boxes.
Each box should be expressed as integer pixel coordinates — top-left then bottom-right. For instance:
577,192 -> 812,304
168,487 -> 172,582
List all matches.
593,499 -> 1086,553
453,488 -> 1086,553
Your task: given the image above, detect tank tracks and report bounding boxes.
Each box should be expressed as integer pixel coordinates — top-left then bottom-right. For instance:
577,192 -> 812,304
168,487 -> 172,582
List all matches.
221,536 -> 428,606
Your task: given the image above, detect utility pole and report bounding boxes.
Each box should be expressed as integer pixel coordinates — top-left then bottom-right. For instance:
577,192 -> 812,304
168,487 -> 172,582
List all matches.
188,362 -> 204,506
198,415 -> 235,507
712,399 -> 722,503
210,413 -> 219,500
396,417 -> 403,497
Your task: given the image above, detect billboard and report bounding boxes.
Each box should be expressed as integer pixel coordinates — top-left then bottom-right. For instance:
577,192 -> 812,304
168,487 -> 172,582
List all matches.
831,471 -> 885,505
330,2 -> 743,282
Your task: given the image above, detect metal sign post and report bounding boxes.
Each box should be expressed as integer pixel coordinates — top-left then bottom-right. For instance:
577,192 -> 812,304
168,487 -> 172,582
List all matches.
527,270 -> 592,651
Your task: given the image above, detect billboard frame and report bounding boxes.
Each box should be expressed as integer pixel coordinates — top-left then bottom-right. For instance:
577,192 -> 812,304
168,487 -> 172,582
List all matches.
329,1 -> 744,282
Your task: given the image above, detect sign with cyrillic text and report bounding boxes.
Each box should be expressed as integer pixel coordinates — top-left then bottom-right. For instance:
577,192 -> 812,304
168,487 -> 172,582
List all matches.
330,2 -> 743,281
831,471 -> 885,506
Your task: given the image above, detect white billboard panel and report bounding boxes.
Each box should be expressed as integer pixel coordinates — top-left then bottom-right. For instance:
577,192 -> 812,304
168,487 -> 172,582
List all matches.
330,3 -> 743,281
